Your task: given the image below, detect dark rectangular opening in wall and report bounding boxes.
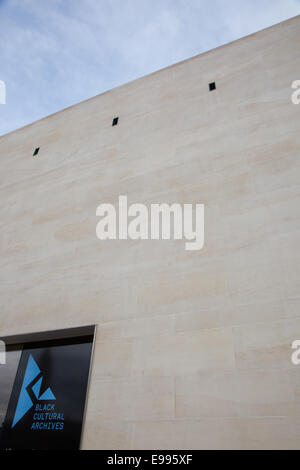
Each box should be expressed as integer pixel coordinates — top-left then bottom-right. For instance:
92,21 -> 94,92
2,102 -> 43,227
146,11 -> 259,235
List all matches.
209,82 -> 216,91
33,147 -> 40,156
0,325 -> 96,450
112,117 -> 119,127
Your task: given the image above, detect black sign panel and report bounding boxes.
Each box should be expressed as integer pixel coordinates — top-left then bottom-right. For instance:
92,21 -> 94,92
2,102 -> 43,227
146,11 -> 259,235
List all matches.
0,328 -> 95,450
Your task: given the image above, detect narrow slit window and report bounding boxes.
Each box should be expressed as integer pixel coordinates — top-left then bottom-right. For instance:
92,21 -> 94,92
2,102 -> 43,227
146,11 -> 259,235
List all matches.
112,117 -> 119,127
209,82 -> 216,91
33,147 -> 40,156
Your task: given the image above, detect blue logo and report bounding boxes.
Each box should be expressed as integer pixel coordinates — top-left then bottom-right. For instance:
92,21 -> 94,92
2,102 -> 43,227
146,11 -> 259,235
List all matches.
12,354 -> 56,428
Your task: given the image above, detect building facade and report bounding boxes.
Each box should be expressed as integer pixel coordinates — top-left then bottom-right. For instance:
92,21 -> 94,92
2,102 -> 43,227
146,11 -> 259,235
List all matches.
1,16 -> 300,449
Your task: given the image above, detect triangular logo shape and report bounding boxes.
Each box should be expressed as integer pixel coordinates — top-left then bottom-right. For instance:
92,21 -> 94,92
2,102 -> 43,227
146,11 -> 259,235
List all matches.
12,354 -> 56,428
39,387 -> 56,401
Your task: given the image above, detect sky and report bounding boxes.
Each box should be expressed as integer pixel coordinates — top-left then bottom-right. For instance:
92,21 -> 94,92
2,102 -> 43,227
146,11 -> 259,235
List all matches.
0,0 -> 300,136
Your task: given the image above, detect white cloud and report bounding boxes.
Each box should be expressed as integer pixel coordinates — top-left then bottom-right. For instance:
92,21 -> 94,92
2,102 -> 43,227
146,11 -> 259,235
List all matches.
0,0 -> 299,135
